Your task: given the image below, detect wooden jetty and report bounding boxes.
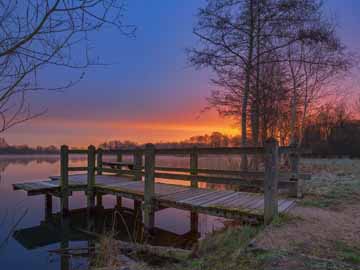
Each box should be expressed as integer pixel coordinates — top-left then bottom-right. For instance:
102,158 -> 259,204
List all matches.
13,138 -> 308,234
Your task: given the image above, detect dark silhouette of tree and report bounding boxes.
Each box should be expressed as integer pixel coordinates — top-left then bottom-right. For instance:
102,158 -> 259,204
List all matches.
189,0 -> 351,153
0,0 -> 135,132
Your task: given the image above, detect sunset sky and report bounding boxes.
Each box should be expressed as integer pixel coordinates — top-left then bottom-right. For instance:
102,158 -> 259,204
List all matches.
3,0 -> 360,147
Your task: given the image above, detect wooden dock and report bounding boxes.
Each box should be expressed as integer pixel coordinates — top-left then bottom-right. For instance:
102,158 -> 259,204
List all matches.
14,173 -> 295,219
13,139 -> 307,234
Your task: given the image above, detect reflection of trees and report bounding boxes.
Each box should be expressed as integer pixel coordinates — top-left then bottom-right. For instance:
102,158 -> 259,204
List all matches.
0,156 -> 87,183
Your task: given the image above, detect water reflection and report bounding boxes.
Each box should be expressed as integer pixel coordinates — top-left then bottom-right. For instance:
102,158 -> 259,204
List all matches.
13,206 -> 200,270
0,155 -> 227,270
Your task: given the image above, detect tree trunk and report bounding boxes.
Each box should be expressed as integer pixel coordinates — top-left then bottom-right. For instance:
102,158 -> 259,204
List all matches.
240,0 -> 255,171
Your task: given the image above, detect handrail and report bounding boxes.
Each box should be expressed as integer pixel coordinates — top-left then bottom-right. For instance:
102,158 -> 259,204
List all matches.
59,139 -> 303,225
67,146 -> 309,156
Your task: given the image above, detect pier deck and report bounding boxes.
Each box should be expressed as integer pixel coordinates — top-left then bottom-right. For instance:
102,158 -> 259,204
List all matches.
13,174 -> 295,219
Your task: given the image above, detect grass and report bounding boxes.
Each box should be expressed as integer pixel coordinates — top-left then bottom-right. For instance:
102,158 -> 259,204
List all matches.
299,159 -> 360,209
170,226 -> 261,270
92,232 -> 123,269
270,213 -> 302,227
300,178 -> 360,209
333,241 -> 360,265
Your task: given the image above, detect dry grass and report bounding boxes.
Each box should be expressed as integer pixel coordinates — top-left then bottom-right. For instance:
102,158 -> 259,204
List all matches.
93,233 -> 123,269
300,158 -> 360,209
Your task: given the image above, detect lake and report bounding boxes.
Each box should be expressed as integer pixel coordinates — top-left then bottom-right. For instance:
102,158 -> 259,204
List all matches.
0,155 -> 232,269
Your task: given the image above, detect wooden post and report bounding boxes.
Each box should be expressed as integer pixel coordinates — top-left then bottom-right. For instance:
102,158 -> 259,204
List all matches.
116,152 -> 123,163
87,145 -> 96,211
96,194 -> 103,208
116,152 -> 123,175
60,240 -> 70,270
264,138 -> 279,224
144,143 -> 155,234
97,148 -> 103,175
45,194 -> 52,220
133,147 -> 143,181
289,142 -> 302,198
133,148 -> 143,217
116,196 -> 122,209
60,145 -> 69,216
190,146 -> 199,232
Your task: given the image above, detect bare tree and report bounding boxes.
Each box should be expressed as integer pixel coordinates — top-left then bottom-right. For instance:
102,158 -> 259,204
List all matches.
0,0 -> 135,132
190,0 -> 351,158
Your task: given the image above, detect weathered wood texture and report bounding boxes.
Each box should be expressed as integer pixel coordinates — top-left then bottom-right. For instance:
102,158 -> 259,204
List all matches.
60,145 -> 69,216
144,144 -> 155,232
14,141 -> 304,224
264,138 -> 279,224
13,173 -> 295,220
97,148 -> 103,175
87,145 -> 96,209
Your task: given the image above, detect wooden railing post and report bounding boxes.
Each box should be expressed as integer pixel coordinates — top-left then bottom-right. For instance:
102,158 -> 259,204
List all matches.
134,147 -> 143,181
190,146 -> 199,233
60,145 -> 69,216
45,194 -> 52,220
87,145 -> 96,211
190,146 -> 198,187
97,148 -> 103,175
289,141 -> 302,198
144,143 -> 155,234
264,138 -> 279,224
116,152 -> 123,175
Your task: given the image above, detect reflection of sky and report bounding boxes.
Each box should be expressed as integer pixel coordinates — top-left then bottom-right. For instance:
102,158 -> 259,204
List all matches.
3,0 -> 360,147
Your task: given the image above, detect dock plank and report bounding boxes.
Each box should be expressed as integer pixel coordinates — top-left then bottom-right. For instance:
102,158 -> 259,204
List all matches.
13,174 -> 296,219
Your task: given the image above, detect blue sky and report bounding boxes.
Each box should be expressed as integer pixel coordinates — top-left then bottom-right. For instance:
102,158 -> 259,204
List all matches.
4,0 -> 360,147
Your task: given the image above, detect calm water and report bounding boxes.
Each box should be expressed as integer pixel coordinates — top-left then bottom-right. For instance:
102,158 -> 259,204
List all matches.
0,155 -> 231,269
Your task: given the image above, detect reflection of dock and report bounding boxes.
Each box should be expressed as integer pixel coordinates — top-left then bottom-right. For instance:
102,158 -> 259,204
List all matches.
13,208 -> 198,250
13,207 -> 199,270
13,141 -> 303,236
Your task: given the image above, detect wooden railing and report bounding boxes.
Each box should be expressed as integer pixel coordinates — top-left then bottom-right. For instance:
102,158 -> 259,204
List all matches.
60,139 -> 304,224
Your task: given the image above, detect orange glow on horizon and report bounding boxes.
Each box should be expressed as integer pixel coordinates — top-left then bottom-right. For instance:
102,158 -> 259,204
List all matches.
4,116 -> 240,147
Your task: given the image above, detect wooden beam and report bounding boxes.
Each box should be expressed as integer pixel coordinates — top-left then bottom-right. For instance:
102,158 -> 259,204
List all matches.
87,145 -> 96,211
45,194 -> 52,220
144,143 -> 155,234
264,138 -> 279,224
190,146 -> 199,232
133,148 -> 143,181
60,145 -> 69,216
97,148 -> 103,175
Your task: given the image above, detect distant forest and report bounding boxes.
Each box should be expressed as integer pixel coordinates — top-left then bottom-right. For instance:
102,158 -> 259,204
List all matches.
99,104 -> 360,158
0,141 -> 59,155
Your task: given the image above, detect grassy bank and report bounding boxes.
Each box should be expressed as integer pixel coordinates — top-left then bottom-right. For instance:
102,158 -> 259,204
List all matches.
92,158 -> 360,270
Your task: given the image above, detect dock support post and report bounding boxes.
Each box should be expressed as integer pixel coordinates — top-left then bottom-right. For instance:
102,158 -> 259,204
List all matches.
60,240 -> 70,270
45,194 -> 52,220
190,146 -> 199,232
96,194 -> 103,208
97,148 -> 103,175
87,145 -> 96,213
116,196 -> 122,209
60,145 -> 69,216
264,138 -> 279,225
134,147 -> 143,181
116,152 -> 123,175
144,143 -> 155,235
134,147 -> 143,216
116,151 -> 123,205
